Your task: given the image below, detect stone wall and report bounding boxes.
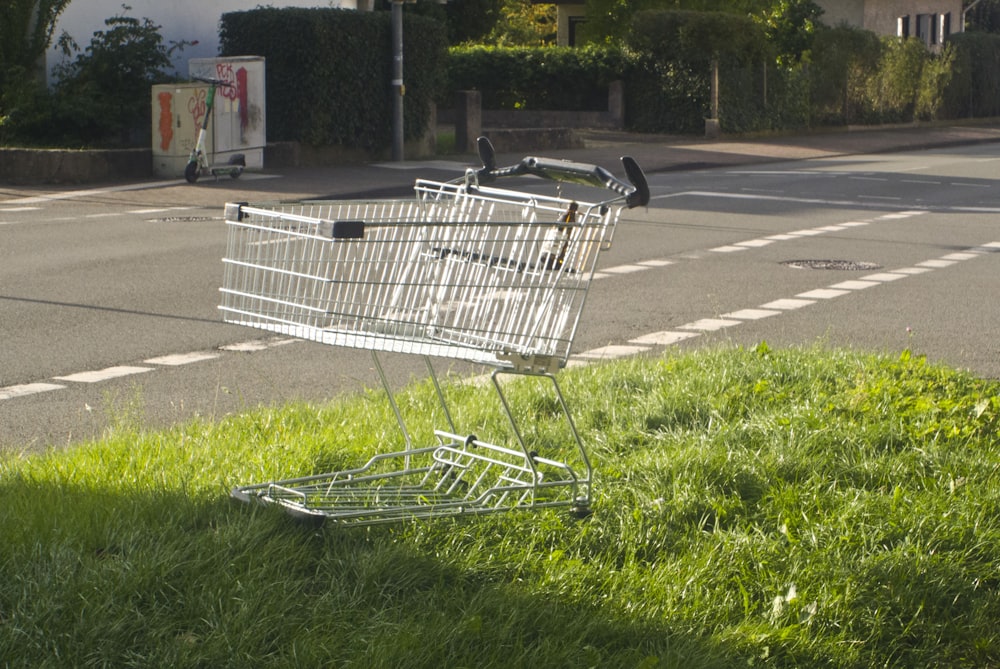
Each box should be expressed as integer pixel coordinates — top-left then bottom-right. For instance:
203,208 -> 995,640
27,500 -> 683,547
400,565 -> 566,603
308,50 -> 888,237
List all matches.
0,148 -> 152,185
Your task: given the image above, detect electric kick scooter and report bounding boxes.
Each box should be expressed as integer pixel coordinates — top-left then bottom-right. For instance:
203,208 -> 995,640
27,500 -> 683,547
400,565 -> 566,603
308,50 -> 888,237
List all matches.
185,76 -> 245,183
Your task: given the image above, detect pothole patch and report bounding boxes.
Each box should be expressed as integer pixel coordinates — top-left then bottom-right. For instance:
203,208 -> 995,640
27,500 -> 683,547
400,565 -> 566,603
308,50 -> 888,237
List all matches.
781,259 -> 882,271
147,216 -> 218,223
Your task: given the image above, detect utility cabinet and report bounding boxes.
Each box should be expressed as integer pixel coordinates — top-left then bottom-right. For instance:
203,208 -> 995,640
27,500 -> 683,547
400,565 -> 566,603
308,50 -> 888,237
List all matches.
151,56 -> 266,179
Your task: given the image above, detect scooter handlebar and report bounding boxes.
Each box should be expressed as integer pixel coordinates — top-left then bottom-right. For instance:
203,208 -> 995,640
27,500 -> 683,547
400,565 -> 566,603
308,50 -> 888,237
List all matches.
191,76 -> 233,87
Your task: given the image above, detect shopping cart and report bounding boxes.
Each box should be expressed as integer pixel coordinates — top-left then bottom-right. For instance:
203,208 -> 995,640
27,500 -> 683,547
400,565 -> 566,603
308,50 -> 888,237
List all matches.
221,137 -> 649,525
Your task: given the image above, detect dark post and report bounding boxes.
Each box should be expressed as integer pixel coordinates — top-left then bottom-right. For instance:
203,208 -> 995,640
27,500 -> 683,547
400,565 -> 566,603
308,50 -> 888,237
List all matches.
608,80 -> 625,129
454,90 -> 482,154
391,0 -> 404,162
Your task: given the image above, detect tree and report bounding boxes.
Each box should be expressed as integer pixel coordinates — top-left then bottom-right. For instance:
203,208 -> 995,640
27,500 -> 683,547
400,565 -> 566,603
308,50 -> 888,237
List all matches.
755,0 -> 823,65
442,0 -> 503,44
2,5 -> 186,147
51,6 -> 185,144
966,0 -> 1000,32
488,0 -> 557,45
579,0 -> 807,44
0,0 -> 72,86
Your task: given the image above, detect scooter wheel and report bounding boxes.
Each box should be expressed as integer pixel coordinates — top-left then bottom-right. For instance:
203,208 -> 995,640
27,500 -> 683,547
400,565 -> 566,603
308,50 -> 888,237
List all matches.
184,162 -> 199,183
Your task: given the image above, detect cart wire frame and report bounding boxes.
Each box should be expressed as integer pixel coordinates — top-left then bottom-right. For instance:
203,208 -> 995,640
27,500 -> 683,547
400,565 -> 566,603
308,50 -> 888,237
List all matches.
222,138 -> 649,525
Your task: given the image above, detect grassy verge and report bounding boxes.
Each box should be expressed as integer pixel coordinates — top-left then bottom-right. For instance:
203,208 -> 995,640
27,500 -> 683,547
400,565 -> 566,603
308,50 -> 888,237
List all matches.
2,345 -> 999,668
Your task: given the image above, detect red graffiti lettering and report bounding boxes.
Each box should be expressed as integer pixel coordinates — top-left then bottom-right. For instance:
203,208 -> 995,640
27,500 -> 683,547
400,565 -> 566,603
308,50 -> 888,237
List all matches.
236,67 -> 249,137
157,91 -> 174,151
188,88 -> 207,129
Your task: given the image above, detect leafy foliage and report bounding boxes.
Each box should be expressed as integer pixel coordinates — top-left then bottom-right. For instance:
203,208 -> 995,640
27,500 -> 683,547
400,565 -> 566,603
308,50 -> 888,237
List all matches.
51,10 -> 184,145
219,8 -> 447,149
0,0 -> 72,134
941,30 -> 1000,118
1,6 -> 185,147
754,0 -> 824,65
0,0 -> 71,81
808,24 -> 882,125
445,44 -> 629,110
965,0 -> 1000,33
447,5 -> 967,135
487,0 -> 557,46
579,0 -> 780,44
437,0 -> 504,44
627,9 -> 767,66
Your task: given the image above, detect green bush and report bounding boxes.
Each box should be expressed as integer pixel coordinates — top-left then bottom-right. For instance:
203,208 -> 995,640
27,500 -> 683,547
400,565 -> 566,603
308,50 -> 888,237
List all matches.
862,37 -> 928,123
1,7 -> 183,148
719,62 -> 811,133
625,10 -> 770,133
219,8 -> 447,150
0,0 -> 71,91
440,9 -> 980,137
445,44 -> 628,110
942,31 -> 1000,118
626,9 -> 767,67
808,24 -> 882,125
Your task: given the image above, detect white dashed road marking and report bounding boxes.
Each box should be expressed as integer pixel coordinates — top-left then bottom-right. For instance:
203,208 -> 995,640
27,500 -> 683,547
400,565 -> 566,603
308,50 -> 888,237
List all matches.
679,318 -> 741,332
761,298 -> 815,310
573,236 -> 1000,362
722,308 -> 781,320
5,204 -> 999,397
143,352 -> 220,366
829,280 -> 880,290
0,383 -> 66,400
575,345 -> 652,360
796,288 -> 851,299
53,366 -> 154,383
629,331 -> 700,346
1,338 -> 298,402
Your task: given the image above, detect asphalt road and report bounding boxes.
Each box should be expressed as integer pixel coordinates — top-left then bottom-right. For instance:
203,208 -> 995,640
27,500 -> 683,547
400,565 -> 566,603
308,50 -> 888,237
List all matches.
2,142 -> 999,453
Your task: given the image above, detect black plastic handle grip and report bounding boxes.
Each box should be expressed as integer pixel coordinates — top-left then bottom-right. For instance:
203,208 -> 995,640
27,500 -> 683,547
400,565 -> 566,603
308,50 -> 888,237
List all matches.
191,76 -> 232,87
474,136 -> 649,208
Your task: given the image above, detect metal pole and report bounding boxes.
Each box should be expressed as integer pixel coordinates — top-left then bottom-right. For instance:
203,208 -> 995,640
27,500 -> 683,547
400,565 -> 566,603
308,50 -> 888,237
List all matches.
711,58 -> 719,119
391,0 -> 404,162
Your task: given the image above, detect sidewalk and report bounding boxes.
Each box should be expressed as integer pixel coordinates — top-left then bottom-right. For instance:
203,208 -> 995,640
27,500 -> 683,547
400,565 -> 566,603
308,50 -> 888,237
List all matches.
307,121 -> 1000,202
545,121 -> 1000,175
2,121 -> 999,198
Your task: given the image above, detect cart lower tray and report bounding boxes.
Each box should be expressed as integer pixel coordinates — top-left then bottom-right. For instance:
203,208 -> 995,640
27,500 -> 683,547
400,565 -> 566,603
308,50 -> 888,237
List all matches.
231,431 -> 589,526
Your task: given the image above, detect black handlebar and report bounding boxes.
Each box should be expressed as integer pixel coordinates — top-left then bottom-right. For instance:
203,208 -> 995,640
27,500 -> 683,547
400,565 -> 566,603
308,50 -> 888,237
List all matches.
473,136 -> 650,209
191,76 -> 233,87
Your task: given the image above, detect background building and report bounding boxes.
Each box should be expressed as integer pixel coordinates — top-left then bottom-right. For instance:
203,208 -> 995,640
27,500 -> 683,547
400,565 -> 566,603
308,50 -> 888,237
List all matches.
47,0 -> 361,82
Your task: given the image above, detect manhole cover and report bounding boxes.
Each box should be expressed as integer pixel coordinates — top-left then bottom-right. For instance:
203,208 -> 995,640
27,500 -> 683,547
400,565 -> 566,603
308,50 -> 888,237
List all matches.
147,216 -> 217,223
781,259 -> 882,271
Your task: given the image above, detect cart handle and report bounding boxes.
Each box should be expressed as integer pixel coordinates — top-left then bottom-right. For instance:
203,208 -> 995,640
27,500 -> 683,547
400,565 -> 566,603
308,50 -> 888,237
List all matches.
474,136 -> 650,209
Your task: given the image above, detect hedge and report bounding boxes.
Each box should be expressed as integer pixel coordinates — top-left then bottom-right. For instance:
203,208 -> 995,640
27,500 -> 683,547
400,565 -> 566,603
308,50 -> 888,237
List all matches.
213,8 -> 1000,146
218,7 -> 447,150
442,12 -> 995,136
445,44 -> 629,111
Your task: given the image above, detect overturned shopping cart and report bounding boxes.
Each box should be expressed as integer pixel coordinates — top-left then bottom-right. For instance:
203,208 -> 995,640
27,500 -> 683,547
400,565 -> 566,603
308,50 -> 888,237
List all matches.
221,138 -> 649,525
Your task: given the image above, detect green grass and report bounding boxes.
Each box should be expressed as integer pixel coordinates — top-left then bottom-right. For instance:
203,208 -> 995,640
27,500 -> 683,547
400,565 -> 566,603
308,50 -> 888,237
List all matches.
436,128 -> 456,155
2,344 -> 1000,668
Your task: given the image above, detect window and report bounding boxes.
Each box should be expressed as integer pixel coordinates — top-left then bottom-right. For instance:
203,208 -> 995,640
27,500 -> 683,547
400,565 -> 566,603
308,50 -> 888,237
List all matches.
568,16 -> 586,47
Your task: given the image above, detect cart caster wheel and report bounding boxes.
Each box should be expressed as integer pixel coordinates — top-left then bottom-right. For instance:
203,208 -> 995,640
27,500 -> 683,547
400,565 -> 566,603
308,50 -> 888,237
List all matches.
230,168 -> 242,180
569,504 -> 593,519
184,162 -> 199,183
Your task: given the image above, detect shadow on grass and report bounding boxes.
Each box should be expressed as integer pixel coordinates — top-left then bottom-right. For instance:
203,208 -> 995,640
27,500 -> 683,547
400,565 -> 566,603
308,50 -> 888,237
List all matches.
0,476 -> 742,668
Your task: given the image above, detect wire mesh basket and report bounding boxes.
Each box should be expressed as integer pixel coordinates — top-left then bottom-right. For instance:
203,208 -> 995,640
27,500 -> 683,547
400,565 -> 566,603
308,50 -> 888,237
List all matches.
222,138 -> 649,525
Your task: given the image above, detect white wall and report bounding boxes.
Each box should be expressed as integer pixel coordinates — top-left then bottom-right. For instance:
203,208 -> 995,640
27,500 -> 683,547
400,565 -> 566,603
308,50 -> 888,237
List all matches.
47,1 -> 358,82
